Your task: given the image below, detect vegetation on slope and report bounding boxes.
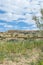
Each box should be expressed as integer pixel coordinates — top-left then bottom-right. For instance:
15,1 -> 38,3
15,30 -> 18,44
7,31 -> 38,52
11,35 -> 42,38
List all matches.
0,39 -> 43,65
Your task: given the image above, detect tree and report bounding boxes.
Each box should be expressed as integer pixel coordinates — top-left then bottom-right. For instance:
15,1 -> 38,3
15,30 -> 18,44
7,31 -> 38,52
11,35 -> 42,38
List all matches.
32,9 -> 43,30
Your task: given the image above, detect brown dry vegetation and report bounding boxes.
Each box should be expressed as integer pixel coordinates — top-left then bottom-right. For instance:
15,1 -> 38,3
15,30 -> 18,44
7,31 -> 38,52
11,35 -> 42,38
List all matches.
0,30 -> 43,65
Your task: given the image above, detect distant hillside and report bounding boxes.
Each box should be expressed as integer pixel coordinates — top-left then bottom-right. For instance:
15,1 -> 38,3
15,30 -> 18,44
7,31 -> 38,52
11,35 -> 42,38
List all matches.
7,30 -> 39,33
0,30 -> 43,41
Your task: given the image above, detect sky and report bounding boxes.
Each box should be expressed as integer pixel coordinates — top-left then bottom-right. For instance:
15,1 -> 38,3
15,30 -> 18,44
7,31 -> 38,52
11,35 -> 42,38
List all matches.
0,0 -> 43,32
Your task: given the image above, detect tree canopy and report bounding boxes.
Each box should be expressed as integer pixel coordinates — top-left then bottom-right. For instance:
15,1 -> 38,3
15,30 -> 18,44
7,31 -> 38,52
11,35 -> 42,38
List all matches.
33,9 -> 43,30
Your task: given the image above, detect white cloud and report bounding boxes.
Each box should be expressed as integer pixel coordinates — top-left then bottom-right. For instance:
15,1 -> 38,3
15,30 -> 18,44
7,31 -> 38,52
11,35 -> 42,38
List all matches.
4,24 -> 13,28
0,0 -> 42,22
0,0 -> 43,30
0,22 -> 13,29
0,23 -> 6,25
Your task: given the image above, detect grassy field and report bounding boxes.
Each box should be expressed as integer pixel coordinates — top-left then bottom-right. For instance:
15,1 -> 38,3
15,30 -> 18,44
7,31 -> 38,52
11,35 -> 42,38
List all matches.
0,39 -> 43,65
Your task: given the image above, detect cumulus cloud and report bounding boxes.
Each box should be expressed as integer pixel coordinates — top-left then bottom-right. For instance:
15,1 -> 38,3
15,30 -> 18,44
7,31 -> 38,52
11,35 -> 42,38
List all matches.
0,0 -> 42,21
0,0 -> 43,31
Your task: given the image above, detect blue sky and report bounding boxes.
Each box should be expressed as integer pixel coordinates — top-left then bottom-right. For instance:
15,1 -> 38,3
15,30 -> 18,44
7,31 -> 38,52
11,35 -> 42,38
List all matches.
0,0 -> 43,32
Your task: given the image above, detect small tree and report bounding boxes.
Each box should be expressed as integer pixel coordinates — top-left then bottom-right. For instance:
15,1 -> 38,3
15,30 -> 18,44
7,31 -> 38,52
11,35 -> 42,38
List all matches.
33,9 -> 43,30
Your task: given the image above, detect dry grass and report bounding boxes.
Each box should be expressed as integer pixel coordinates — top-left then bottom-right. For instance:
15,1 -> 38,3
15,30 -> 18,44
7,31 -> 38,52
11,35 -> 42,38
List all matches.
0,39 -> 43,65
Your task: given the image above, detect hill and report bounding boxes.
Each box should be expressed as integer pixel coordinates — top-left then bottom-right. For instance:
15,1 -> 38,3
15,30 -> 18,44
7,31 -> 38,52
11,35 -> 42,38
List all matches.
0,30 -> 43,41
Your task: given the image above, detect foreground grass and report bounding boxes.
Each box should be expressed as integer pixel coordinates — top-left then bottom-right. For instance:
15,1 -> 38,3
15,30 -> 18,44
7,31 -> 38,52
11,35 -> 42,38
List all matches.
0,39 -> 43,65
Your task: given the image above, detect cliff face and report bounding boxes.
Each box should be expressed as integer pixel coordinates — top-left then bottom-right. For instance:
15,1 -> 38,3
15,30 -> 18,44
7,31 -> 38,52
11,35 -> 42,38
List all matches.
0,30 -> 43,40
